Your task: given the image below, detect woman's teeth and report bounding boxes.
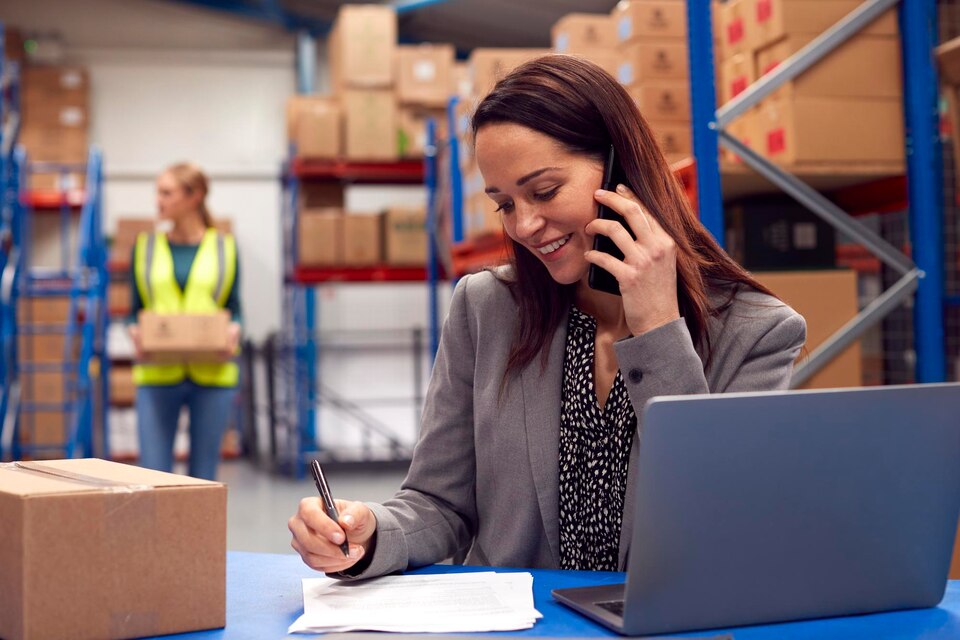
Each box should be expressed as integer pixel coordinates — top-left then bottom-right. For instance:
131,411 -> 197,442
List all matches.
538,235 -> 571,255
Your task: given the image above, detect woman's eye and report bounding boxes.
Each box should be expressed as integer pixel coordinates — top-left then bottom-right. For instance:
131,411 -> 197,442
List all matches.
494,201 -> 514,213
533,187 -> 560,201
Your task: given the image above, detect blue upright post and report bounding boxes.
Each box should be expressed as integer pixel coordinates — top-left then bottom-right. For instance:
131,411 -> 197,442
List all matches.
424,118 -> 440,359
901,0 -> 945,383
447,97 -> 465,244
686,1 -> 724,246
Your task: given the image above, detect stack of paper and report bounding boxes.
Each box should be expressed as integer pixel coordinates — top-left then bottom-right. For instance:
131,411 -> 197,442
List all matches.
288,571 -> 542,634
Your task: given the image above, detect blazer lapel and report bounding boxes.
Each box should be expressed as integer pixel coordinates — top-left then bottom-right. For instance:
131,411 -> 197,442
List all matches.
520,311 -> 569,568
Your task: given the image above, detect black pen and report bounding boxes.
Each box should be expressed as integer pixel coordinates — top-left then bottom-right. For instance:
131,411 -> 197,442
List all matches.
311,459 -> 350,558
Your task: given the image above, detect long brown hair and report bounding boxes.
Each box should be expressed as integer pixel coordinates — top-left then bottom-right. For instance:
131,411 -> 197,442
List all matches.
165,162 -> 214,228
471,54 -> 775,380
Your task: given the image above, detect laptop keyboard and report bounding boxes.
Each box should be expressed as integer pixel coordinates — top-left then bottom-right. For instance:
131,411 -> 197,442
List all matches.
596,599 -> 625,617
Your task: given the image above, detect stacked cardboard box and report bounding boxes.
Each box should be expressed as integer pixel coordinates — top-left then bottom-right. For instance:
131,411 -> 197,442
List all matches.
551,13 -> 619,76
20,66 -> 90,191
611,0 -> 692,163
396,44 -> 454,158
716,0 -> 903,168
298,205 -> 429,268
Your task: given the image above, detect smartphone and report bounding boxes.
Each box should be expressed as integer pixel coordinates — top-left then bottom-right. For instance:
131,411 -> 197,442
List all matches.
588,145 -> 635,296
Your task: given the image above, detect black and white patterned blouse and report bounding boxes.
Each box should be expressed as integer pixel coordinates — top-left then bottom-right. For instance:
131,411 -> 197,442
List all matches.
558,305 -> 637,571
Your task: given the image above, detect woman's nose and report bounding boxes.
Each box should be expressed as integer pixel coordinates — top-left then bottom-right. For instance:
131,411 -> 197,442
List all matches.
513,204 -> 545,241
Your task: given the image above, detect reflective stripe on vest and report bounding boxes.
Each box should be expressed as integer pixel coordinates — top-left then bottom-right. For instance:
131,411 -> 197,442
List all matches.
133,229 -> 239,387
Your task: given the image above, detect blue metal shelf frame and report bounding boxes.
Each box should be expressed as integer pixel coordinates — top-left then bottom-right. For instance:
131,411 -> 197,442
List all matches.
687,0 -> 947,384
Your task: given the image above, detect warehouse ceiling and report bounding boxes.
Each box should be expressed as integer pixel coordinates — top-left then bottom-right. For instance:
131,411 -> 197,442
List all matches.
166,0 -> 622,52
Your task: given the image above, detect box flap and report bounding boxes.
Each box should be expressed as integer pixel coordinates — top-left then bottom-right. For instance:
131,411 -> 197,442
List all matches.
0,459 -> 220,497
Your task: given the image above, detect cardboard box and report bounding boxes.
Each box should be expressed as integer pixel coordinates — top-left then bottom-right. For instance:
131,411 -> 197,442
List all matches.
288,96 -> 342,159
753,270 -> 862,389
612,0 -> 687,43
18,333 -> 70,364
298,209 -> 343,266
719,52 -> 755,106
722,106 -> 760,163
111,218 -> 155,266
110,365 -> 136,405
748,0 -> 898,53
20,371 -> 71,405
398,106 -> 446,158
138,311 -> 231,362
755,35 -> 901,100
629,82 -> 690,122
551,13 -> 617,54
467,48 -> 552,98
343,90 -> 399,161
384,206 -> 428,266
17,411 -> 70,448
649,121 -> 693,163
19,126 -> 88,163
22,66 -> 89,104
725,195 -> 836,270
299,183 -> 345,209
329,4 -> 397,90
755,94 -> 904,165
569,49 -> 620,78
109,281 -> 132,314
0,458 -> 226,640
4,27 -> 24,63
22,104 -> 88,130
454,61 -> 471,98
718,0 -> 749,58
396,44 -> 455,108
342,214 -> 383,266
616,41 -> 689,86
17,296 -> 70,324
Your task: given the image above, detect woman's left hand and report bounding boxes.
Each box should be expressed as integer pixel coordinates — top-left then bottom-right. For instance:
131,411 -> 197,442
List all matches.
584,184 -> 681,336
224,322 -> 241,357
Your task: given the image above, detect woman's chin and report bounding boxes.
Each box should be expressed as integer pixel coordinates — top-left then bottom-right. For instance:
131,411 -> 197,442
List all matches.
543,264 -> 588,286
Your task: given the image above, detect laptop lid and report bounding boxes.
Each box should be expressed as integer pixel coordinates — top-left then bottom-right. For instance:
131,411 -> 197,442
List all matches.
563,383 -> 960,636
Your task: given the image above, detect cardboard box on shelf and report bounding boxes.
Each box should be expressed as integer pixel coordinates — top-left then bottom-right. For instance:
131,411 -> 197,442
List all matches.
384,206 -> 427,266
725,195 -> 836,270
551,13 -> 617,54
138,311 -> 231,362
467,48 -> 552,98
17,333 -> 70,364
328,4 -> 397,90
298,209 -> 343,267
753,270 -> 862,389
20,371 -> 71,405
748,0 -> 898,52
0,458 -> 226,640
398,106 -> 447,158
718,0 -> 749,58
17,411 -> 70,448
111,218 -> 156,265
616,41 -> 689,86
568,49 -> 620,78
342,214 -> 383,266
755,94 -> 904,166
719,52 -> 755,106
343,90 -> 399,161
22,66 -> 89,104
299,183 -> 345,209
755,35 -> 901,100
721,106 -> 759,163
288,96 -> 342,159
22,104 -> 88,130
649,121 -> 693,163
612,0 -> 687,44
19,126 -> 88,163
109,281 -> 131,313
17,296 -> 70,324
110,365 -> 136,405
454,61 -> 471,98
396,44 -> 456,108
629,82 -> 690,122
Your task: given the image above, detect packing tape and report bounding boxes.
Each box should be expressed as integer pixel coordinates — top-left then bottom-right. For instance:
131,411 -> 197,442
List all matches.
0,461 -> 152,493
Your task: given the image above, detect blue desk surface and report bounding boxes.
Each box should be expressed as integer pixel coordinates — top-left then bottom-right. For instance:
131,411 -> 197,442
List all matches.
170,551 -> 960,639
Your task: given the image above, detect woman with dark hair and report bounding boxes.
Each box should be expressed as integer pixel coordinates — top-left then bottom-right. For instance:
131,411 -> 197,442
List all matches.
289,55 -> 805,577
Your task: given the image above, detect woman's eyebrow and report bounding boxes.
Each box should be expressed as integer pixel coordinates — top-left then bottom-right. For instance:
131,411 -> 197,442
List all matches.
485,166 -> 562,194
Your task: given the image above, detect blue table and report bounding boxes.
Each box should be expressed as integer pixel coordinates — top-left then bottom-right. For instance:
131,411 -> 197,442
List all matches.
171,551 -> 960,639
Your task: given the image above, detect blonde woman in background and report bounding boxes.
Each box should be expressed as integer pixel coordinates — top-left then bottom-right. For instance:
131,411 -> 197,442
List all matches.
127,162 -> 242,480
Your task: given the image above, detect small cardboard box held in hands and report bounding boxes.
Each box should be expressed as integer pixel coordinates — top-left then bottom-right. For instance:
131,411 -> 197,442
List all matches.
138,310 -> 231,362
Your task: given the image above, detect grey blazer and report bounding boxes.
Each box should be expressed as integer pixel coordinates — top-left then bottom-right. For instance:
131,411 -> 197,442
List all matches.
347,267 -> 806,578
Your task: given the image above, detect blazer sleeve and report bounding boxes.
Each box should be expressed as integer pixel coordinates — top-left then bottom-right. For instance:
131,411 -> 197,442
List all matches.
336,276 -> 481,579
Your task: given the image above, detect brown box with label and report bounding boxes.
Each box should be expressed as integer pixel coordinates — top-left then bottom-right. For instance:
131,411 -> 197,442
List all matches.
17,411 -> 70,448
20,371 -> 72,405
0,458 -> 226,640
629,82 -> 690,122
748,0 -> 898,52
298,209 -> 343,266
18,334 -> 71,364
110,365 -> 136,405
396,44 -> 455,108
288,96 -> 342,159
342,214 -> 384,266
753,270 -> 862,389
19,126 -> 88,163
17,297 -> 70,325
719,52 -> 756,106
722,106 -> 760,163
343,90 -> 398,161
398,106 -> 446,158
551,13 -> 617,54
568,49 -> 620,78
616,41 -> 689,87
612,0 -> 687,43
138,311 -> 231,362
328,4 -> 397,90
467,48 -> 552,98
754,94 -> 904,166
718,0 -> 750,58
648,121 -> 693,163
384,206 -> 428,266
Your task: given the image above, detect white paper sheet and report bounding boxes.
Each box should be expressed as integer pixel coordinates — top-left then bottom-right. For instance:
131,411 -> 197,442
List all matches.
289,572 -> 542,634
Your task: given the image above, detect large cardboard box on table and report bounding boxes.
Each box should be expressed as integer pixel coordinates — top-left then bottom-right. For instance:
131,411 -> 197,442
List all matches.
343,90 -> 398,161
753,270 -> 861,389
328,4 -> 397,91
551,13 -> 616,54
616,41 -> 689,87
342,214 -> 383,266
138,311 -> 231,362
747,0 -> 898,52
287,96 -> 342,159
612,0 -> 687,43
629,82 -> 690,122
0,458 -> 226,640
396,44 -> 455,108
384,206 -> 428,266
467,48 -> 551,98
298,209 -> 343,266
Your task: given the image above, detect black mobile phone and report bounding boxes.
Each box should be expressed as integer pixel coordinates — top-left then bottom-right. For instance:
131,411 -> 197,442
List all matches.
588,145 -> 635,296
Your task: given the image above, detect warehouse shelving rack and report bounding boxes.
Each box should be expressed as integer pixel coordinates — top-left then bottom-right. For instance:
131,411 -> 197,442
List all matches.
687,0 -> 947,384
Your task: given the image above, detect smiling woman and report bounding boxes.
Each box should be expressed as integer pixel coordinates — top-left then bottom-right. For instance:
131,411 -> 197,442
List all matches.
288,55 -> 807,578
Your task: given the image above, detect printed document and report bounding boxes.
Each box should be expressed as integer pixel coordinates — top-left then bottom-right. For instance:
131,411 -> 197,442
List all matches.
289,571 -> 542,634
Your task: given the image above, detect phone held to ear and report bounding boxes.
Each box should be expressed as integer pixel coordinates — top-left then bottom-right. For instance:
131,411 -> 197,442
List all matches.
588,145 -> 635,296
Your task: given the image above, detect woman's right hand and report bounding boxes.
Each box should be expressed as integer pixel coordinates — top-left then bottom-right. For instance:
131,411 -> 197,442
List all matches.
289,498 -> 377,574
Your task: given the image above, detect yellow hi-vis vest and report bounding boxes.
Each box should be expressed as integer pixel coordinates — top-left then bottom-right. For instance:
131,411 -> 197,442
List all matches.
133,229 -> 239,387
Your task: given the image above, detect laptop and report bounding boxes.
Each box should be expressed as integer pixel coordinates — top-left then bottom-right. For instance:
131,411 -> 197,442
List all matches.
553,383 -> 960,636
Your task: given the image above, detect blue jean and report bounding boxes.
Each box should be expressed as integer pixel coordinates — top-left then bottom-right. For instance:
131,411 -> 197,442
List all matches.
136,380 -> 237,480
